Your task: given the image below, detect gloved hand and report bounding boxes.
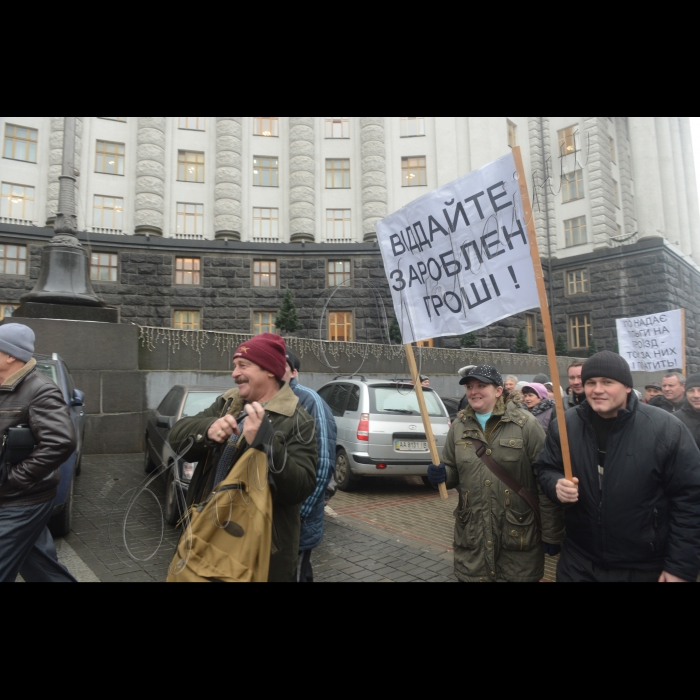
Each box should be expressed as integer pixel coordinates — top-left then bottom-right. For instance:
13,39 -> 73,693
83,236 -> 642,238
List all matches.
427,463 -> 447,486
542,542 -> 562,557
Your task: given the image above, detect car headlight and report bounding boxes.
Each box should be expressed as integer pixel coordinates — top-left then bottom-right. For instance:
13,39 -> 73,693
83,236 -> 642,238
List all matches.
183,462 -> 198,482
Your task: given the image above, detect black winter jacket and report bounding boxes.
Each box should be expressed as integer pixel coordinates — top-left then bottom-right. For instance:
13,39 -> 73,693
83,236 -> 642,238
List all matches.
676,402 -> 700,451
648,395 -> 684,414
535,392 -> 700,581
0,359 -> 77,509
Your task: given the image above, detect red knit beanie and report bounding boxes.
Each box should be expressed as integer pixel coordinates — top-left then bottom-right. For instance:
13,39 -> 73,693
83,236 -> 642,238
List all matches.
233,333 -> 288,381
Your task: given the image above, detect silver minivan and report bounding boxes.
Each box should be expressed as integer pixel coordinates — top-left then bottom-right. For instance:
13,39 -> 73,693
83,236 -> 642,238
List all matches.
317,378 -> 452,491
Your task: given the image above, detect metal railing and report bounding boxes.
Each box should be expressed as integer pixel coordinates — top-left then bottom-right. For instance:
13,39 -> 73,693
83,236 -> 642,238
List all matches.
90,227 -> 126,235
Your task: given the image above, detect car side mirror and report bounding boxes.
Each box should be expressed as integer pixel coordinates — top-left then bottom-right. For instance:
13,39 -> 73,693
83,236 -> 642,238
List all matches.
157,414 -> 175,430
72,390 -> 85,407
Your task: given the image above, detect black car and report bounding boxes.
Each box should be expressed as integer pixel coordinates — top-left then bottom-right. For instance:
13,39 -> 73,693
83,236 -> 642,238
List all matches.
440,397 -> 463,423
144,385 -> 224,525
34,354 -> 86,537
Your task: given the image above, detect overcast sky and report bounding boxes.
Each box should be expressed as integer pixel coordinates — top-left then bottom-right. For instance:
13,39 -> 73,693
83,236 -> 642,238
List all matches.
691,118 -> 700,203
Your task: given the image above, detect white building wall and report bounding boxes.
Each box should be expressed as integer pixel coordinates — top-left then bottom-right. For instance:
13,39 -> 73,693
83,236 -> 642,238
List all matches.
1,116 -> 698,263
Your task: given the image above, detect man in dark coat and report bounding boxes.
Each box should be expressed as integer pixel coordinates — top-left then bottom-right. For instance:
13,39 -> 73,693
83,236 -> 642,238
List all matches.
564,361 -> 586,410
676,374 -> 700,450
0,324 -> 78,583
649,373 -> 686,413
536,351 -> 700,583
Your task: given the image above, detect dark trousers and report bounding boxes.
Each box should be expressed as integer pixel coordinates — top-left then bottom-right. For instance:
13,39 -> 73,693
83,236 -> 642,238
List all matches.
0,501 -> 77,583
557,541 -> 661,583
296,550 -> 314,583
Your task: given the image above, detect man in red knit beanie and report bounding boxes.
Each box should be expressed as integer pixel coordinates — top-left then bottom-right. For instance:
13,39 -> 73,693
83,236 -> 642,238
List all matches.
169,333 -> 318,582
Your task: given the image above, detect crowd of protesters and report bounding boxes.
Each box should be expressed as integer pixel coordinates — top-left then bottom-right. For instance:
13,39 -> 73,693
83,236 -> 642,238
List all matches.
430,355 -> 700,583
1,319 -> 699,584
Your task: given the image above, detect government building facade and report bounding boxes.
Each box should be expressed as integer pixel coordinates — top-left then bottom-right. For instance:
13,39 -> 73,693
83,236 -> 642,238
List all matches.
1,117 -> 699,368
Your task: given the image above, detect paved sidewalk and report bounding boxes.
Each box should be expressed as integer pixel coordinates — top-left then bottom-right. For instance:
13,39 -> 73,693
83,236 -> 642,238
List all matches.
63,455 -> 561,582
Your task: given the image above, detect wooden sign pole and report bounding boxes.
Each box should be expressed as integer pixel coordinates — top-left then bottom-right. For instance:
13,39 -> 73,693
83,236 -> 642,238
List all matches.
404,344 -> 450,501
681,308 -> 687,376
513,147 -> 574,482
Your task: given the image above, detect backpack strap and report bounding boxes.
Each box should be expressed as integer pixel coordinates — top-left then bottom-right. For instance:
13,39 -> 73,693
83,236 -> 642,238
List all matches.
472,439 -> 541,526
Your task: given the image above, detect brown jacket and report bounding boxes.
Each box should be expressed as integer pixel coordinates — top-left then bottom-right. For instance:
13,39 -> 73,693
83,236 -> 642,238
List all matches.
0,359 -> 77,509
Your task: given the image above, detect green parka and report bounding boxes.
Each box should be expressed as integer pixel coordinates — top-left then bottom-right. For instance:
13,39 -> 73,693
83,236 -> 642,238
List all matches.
168,383 -> 318,583
444,396 -> 565,583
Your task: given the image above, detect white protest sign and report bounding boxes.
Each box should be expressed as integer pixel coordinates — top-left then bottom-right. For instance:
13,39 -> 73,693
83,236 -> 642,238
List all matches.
616,310 -> 684,372
376,152 -> 539,345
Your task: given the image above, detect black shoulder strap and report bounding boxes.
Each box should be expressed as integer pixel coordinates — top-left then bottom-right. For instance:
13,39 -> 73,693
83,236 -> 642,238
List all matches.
472,439 -> 541,526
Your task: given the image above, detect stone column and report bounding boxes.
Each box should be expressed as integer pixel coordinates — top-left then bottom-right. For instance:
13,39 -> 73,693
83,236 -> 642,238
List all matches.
289,117 -> 316,243
670,117 -> 692,255
527,117 -> 557,257
214,117 -> 243,240
655,117 -> 681,247
134,117 -> 166,237
680,117 -> 700,264
584,117 -> 616,249
616,118 -> 637,239
360,117 -> 388,242
628,117 -> 666,240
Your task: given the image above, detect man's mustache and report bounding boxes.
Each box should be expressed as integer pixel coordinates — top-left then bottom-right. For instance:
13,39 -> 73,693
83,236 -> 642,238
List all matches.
236,378 -> 249,385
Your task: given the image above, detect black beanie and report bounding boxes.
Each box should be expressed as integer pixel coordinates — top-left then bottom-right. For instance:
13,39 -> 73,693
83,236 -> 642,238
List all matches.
533,374 -> 550,384
686,374 -> 700,392
581,351 -> 634,388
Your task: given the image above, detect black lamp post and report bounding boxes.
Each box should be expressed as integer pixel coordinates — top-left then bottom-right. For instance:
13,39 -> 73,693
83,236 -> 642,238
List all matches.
17,117 -> 116,321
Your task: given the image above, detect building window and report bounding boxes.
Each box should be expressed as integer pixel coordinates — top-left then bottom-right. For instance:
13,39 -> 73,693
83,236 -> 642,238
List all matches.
402,156 -> 427,187
400,117 -> 425,138
179,117 -> 205,131
253,117 -> 279,137
90,253 -> 118,282
507,120 -> 517,148
253,157 -> 279,187
0,244 -> 27,276
95,141 -> 125,175
326,209 -> 352,240
329,312 -> 353,342
253,311 -> 277,335
253,260 -> 278,288
610,137 -> 617,164
176,203 -> 204,236
564,216 -> 587,247
1,183 -> 35,221
328,261 -> 351,288
567,269 -> 590,295
173,310 -> 201,330
525,313 -> 537,348
3,124 -> 38,163
569,314 -> 592,350
325,117 -> 350,139
177,151 -> 205,183
175,257 -> 201,286
326,159 -> 351,189
252,208 -> 279,240
92,195 -> 123,230
0,304 -> 17,321
562,170 -> 584,203
558,125 -> 580,156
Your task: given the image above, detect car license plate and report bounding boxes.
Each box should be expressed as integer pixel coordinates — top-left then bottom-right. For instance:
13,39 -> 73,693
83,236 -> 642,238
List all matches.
395,441 -> 429,452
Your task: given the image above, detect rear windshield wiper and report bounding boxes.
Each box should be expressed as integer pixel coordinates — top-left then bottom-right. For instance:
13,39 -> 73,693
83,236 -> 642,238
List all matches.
382,409 -> 416,415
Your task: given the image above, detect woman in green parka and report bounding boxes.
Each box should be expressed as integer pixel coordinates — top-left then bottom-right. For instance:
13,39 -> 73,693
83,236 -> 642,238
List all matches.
428,366 -> 565,583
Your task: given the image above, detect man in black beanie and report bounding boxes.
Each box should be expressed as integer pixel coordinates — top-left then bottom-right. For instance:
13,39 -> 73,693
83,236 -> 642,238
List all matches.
676,374 -> 700,450
535,351 -> 700,583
